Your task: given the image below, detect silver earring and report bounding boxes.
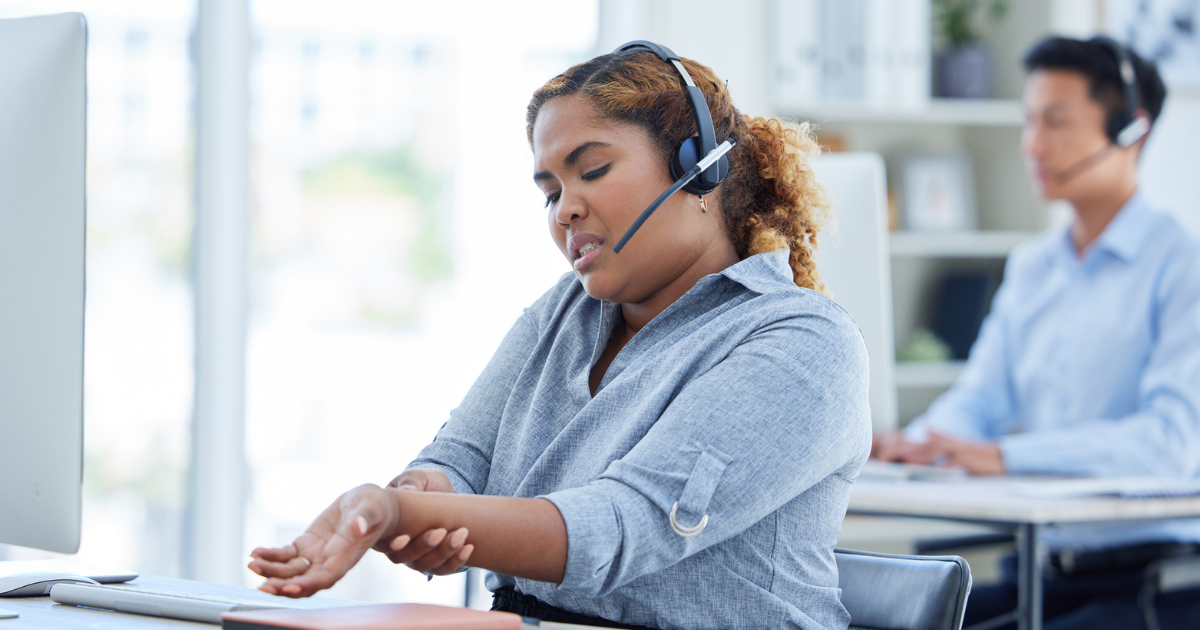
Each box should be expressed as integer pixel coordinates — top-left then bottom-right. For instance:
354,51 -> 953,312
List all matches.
698,195 -> 707,213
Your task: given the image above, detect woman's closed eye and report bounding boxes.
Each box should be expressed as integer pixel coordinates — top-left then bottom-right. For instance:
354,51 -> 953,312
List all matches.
581,164 -> 611,181
543,165 -> 611,207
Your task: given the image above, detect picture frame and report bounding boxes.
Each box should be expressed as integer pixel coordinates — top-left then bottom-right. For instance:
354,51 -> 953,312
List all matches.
897,153 -> 978,232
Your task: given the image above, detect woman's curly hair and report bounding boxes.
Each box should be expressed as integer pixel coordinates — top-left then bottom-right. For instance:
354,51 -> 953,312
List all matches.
526,48 -> 830,293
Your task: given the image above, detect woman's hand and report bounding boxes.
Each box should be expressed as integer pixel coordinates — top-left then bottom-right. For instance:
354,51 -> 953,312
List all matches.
378,469 -> 474,576
249,483 -> 399,598
379,525 -> 475,577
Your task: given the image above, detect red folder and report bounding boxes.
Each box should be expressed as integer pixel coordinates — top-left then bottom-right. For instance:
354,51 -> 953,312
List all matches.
221,603 -> 524,630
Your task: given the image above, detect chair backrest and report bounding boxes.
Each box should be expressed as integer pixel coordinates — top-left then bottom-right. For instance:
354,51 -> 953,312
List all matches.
836,548 -> 972,630
812,153 -> 897,433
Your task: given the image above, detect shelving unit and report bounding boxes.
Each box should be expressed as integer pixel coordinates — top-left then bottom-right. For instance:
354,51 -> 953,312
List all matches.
889,230 -> 1035,258
779,97 -> 1045,424
790,98 -> 1023,127
895,360 -> 965,389
772,12 -> 1057,425
757,1 -> 1099,427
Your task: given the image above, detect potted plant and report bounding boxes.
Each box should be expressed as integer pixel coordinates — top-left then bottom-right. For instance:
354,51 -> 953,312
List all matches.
933,0 -> 1009,98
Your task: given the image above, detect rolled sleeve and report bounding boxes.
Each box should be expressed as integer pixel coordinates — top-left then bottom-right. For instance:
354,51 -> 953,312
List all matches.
543,482 -> 623,595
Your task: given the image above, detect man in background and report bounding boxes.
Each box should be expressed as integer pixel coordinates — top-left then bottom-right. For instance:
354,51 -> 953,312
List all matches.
874,36 -> 1200,629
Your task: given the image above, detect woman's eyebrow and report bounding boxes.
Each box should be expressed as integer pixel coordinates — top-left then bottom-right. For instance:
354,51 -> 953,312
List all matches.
533,141 -> 612,182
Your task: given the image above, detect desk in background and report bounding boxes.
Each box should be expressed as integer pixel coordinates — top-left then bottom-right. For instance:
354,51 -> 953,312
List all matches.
848,476 -> 1200,630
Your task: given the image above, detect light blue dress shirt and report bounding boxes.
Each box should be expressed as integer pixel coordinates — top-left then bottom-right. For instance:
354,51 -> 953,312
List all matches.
907,191 -> 1200,549
407,249 -> 872,630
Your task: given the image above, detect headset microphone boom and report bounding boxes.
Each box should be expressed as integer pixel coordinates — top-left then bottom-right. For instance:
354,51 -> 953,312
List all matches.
607,41 -> 733,254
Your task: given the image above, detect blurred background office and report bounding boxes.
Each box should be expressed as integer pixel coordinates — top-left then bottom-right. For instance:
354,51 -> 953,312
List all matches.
0,0 -> 1197,607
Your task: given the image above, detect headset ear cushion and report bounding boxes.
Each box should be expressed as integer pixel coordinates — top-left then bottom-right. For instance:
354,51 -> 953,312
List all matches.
672,136 -> 701,179
673,136 -> 727,195
1107,111 -> 1132,144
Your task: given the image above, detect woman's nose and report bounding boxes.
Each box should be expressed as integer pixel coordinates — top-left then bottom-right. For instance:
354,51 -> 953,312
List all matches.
554,190 -> 588,226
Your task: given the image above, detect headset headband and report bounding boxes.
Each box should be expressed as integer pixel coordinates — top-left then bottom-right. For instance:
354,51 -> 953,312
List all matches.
1089,36 -> 1148,146
613,40 -> 724,192
1091,36 -> 1141,119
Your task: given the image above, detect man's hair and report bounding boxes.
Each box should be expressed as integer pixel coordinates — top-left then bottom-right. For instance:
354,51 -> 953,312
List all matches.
1024,36 -> 1167,130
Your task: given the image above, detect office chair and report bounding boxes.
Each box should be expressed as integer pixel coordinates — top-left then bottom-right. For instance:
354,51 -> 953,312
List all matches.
836,548 -> 973,630
1140,553 -> 1200,630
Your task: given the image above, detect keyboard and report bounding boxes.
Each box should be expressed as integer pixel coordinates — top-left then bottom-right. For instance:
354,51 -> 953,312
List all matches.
49,582 -> 297,624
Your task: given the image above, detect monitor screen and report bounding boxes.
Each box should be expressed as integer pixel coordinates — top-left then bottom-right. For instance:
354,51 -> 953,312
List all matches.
0,12 -> 87,554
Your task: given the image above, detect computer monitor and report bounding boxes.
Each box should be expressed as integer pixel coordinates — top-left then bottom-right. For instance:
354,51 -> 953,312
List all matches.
812,152 -> 899,433
0,12 -> 88,554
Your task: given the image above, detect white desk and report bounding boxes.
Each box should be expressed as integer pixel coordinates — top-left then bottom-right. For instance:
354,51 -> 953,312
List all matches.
0,574 -> 357,628
848,477 -> 1200,630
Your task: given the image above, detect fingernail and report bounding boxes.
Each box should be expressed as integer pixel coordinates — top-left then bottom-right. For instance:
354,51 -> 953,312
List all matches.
426,528 -> 447,546
458,544 -> 474,562
390,535 -> 411,551
258,583 -> 275,595
357,515 -> 369,536
283,584 -> 301,595
398,484 -> 418,491
449,528 -> 468,549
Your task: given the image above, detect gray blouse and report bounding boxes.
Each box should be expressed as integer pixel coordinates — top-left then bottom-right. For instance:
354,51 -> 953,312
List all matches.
407,249 -> 871,630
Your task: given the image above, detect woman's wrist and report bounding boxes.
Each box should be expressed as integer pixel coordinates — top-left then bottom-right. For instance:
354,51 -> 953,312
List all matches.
388,486 -> 434,539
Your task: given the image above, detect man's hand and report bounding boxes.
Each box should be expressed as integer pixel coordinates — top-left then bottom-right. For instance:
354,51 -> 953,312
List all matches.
249,483 -> 399,598
872,430 -> 1006,475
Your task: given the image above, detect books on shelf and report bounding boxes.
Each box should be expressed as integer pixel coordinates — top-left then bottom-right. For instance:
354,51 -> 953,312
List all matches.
773,0 -> 931,109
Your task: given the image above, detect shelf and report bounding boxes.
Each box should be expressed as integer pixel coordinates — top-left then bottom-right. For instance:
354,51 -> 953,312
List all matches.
889,230 -> 1035,258
783,99 -> 1023,127
895,361 -> 965,389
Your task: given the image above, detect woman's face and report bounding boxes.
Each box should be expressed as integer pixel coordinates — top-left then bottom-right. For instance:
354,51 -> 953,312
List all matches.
532,94 -> 733,305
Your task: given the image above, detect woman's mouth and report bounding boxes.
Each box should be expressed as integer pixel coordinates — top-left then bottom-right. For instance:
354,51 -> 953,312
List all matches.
573,239 -> 604,270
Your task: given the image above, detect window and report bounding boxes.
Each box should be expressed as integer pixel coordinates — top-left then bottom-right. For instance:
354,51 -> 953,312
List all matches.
245,1 -> 597,602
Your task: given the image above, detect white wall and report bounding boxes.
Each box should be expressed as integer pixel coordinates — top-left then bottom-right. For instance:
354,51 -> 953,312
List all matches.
596,0 -> 772,116
1140,96 -> 1200,236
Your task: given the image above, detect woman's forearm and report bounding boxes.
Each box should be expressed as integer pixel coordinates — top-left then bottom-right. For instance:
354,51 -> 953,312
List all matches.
390,489 -> 568,584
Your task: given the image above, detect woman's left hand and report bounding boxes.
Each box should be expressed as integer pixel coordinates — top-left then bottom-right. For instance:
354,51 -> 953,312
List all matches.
379,525 -> 475,577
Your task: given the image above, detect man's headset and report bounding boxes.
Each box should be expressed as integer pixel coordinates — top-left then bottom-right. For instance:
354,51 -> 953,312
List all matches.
1053,36 -> 1151,183
609,41 -> 735,254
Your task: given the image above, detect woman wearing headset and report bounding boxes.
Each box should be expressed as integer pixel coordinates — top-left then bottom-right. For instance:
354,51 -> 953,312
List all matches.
249,44 -> 870,630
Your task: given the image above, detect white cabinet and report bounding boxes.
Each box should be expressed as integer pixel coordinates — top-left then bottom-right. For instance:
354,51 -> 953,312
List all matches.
777,99 -> 1044,424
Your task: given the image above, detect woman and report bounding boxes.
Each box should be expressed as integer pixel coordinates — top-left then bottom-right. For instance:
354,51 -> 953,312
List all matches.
250,44 -> 871,630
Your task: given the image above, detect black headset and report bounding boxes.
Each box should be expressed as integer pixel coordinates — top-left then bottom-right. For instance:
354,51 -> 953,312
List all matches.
611,40 -> 729,195
1090,36 -> 1150,148
609,41 -> 735,254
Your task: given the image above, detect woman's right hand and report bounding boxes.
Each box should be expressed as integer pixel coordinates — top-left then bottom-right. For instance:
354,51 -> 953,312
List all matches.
249,483 -> 400,598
